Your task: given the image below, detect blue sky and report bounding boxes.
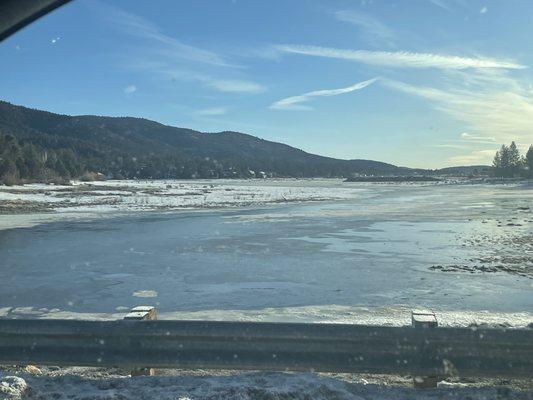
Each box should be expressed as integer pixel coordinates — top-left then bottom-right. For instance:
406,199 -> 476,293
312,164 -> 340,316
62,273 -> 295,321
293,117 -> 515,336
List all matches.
2,0 -> 533,168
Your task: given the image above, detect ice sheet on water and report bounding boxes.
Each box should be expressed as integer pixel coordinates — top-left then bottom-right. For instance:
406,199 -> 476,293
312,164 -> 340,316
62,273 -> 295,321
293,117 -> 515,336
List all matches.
132,290 -> 158,298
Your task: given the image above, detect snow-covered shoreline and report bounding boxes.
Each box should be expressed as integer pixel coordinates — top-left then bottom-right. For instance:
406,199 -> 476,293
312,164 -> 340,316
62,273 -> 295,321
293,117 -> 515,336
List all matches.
0,179 -> 367,230
2,304 -> 532,329
0,179 -> 363,211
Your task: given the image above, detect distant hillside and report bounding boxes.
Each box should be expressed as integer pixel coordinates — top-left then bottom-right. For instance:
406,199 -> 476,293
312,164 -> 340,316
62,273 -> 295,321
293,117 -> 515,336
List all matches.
0,101 -> 407,183
345,176 -> 440,182
435,165 -> 491,176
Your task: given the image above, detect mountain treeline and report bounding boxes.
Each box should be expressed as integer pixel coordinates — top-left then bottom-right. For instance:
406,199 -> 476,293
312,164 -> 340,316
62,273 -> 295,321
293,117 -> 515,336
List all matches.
492,141 -> 533,178
0,101 -> 404,185
0,133 -> 84,185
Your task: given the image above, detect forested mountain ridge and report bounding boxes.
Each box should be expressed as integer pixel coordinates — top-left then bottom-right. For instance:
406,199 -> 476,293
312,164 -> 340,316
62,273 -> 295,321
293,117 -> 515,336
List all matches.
0,100 -> 407,183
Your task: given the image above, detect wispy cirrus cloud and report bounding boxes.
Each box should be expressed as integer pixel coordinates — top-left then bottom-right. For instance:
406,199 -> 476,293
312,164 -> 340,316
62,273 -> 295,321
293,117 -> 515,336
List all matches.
123,85 -> 137,94
333,10 -> 395,47
381,72 -> 533,164
194,107 -> 228,116
381,77 -> 533,143
429,143 -> 469,149
105,5 -> 235,68
274,44 -> 525,70
427,0 -> 453,11
429,135 -> 496,149
203,78 -> 265,94
158,69 -> 266,94
460,132 -> 495,143
447,149 -> 496,165
96,4 -> 266,95
426,0 -> 467,12
270,78 -> 378,111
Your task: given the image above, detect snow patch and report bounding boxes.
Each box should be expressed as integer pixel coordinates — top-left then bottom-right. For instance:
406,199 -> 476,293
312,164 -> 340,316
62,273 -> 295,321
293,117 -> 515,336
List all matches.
1,371 -> 530,400
6,305 -> 532,328
0,376 -> 27,399
132,290 -> 158,298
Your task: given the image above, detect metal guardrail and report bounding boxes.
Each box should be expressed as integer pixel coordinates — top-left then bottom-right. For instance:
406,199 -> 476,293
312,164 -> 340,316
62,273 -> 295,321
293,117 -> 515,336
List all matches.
0,318 -> 532,378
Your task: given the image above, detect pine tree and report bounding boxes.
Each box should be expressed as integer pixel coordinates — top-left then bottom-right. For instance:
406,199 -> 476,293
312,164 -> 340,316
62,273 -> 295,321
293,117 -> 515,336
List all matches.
508,141 -> 521,176
493,149 -> 501,169
526,145 -> 533,178
493,144 -> 509,177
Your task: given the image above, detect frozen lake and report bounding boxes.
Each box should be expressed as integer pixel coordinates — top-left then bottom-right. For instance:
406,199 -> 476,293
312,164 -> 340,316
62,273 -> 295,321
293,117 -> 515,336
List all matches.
0,180 -> 532,322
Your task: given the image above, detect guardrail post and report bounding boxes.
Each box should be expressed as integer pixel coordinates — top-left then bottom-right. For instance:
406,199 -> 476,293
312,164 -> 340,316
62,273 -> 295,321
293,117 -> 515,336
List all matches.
123,306 -> 157,376
412,309 -> 439,389
124,306 -> 157,321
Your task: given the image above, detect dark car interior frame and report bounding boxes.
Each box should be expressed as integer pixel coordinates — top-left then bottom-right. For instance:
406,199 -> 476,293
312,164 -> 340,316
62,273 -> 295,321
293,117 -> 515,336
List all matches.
0,0 -> 72,42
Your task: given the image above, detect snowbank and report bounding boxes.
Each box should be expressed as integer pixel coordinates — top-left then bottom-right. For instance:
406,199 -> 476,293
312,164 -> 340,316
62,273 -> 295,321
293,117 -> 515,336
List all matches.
4,305 -> 532,328
1,369 -> 531,400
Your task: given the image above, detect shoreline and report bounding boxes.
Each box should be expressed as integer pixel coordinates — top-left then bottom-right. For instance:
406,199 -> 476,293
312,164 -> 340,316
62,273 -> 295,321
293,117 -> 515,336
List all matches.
2,304 -> 532,328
